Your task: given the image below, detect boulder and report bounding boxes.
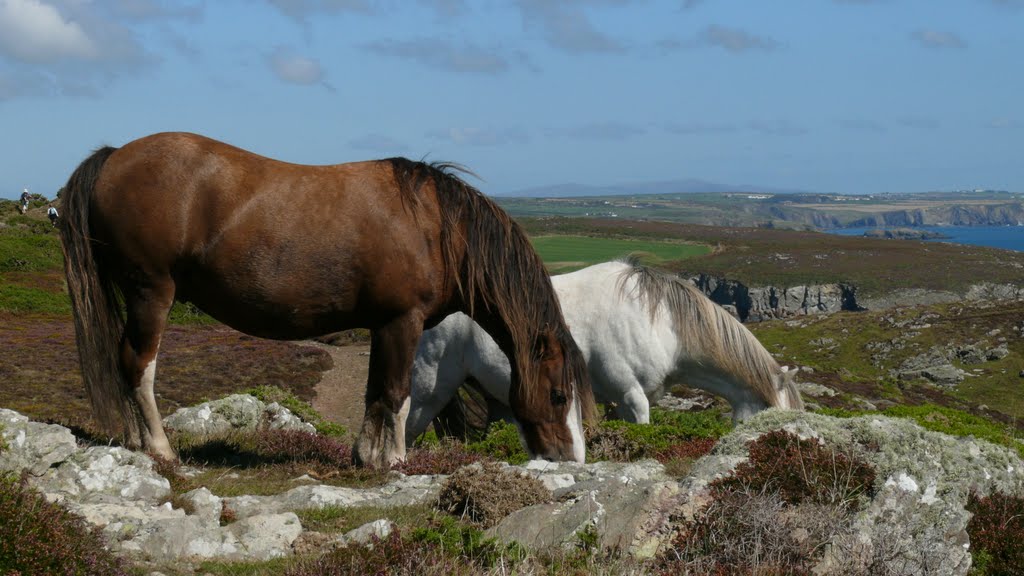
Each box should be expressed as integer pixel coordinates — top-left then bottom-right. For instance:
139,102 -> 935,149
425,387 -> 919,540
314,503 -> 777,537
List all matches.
36,446 -> 171,505
163,394 -> 316,437
0,408 -> 79,476
487,460 -> 678,558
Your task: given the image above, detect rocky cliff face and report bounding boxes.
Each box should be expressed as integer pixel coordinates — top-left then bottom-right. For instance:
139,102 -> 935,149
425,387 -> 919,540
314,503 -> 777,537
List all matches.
689,274 -> 861,322
847,203 -> 1024,228
689,275 -> 1024,322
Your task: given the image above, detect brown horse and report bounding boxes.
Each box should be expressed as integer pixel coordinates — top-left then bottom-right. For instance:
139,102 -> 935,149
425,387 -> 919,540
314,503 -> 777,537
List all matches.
59,132 -> 595,468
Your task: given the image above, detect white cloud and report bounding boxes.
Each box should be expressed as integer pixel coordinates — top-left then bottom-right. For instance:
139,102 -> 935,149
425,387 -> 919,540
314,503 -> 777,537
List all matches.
911,29 -> 966,49
365,38 -> 511,74
515,0 -> 624,54
0,0 -> 98,63
427,126 -> 528,146
267,46 -> 332,89
700,25 -> 778,53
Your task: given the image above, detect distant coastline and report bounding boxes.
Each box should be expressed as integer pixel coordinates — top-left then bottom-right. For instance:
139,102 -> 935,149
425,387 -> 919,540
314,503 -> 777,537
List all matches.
829,225 -> 1024,253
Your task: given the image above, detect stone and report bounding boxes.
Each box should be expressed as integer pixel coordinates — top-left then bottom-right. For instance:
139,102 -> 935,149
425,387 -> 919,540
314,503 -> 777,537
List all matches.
163,394 -> 315,437
0,408 -> 79,476
986,344 -> 1009,361
335,519 -> 395,546
222,474 -> 445,518
36,446 -> 171,505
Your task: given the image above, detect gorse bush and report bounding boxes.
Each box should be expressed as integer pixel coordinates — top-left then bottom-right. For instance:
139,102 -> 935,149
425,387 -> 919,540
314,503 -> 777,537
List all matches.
966,490 -> 1024,576
0,473 -> 129,576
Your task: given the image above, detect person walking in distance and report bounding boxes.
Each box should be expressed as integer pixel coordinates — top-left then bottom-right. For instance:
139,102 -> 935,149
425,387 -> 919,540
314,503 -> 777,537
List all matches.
19,188 -> 30,214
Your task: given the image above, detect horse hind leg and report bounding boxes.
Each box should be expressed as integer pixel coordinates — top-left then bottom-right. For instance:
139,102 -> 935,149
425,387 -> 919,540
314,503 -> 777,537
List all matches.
120,281 -> 176,461
354,312 -> 423,468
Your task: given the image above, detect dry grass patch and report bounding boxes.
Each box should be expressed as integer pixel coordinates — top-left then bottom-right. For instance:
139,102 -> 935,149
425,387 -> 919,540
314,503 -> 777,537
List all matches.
436,461 -> 550,528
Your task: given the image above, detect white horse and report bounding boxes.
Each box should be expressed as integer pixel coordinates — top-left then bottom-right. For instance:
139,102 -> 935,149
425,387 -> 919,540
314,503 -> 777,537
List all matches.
407,259 -> 803,443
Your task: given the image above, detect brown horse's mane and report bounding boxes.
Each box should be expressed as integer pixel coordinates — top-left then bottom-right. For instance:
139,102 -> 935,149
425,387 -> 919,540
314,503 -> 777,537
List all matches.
616,256 -> 801,409
385,158 -> 594,419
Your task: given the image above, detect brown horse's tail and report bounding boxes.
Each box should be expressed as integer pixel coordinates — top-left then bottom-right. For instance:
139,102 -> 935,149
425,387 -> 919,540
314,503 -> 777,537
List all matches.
59,146 -> 132,438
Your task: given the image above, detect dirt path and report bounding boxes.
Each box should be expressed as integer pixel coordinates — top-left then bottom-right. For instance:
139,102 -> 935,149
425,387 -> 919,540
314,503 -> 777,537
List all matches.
299,341 -> 371,434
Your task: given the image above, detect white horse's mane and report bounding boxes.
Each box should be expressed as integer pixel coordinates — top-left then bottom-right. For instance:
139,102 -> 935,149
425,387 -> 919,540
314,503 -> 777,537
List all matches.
614,256 -> 803,409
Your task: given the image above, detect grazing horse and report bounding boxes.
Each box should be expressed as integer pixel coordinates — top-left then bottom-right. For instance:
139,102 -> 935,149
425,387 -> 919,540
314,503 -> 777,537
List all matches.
59,132 -> 594,468
407,259 -> 803,442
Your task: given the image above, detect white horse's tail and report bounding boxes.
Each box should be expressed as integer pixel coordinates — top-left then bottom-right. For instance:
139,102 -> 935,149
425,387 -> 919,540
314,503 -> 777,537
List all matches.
617,257 -> 803,411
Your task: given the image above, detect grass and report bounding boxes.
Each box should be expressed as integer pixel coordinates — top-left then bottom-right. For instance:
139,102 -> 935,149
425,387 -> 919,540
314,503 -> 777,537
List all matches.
296,503 -> 437,534
748,301 -> 1024,426
529,235 -> 710,274
519,216 -> 1024,297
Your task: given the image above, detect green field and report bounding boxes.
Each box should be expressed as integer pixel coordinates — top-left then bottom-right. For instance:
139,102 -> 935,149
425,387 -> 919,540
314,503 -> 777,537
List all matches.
529,235 -> 711,273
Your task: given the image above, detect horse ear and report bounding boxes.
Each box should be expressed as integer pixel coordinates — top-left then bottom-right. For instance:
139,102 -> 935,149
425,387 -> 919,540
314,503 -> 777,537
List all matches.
534,331 -> 561,360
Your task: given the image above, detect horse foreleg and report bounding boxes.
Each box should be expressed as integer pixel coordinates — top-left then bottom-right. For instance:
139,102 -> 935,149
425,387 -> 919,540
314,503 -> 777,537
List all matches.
617,386 -> 651,424
354,313 -> 423,468
121,284 -> 176,461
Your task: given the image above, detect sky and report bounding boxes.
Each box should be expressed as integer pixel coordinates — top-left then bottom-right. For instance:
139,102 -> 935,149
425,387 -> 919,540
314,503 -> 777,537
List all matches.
0,0 -> 1022,199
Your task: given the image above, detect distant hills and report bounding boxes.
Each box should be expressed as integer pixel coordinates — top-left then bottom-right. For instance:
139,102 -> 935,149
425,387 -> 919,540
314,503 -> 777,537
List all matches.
502,178 -> 808,198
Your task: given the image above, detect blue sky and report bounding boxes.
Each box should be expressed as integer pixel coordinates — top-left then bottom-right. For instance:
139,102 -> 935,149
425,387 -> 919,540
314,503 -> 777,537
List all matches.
0,0 -> 1021,199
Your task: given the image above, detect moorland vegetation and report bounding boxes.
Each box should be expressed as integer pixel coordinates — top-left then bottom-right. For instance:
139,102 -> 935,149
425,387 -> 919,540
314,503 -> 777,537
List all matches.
3,197 -> 1024,574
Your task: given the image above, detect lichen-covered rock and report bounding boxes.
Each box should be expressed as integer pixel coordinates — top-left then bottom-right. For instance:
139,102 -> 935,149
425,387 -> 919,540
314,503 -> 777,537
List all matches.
36,446 -> 171,505
163,394 -> 315,436
487,460 -> 679,558
0,408 -> 79,476
705,410 -> 1024,576
222,473 -> 446,518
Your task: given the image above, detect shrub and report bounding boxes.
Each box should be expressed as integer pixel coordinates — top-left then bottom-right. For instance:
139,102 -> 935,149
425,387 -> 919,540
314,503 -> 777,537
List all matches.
398,439 -> 483,476
966,490 -> 1024,575
287,520 -> 525,576
0,473 -> 129,576
465,421 -> 529,465
410,515 -> 527,568
586,408 -> 730,462
436,461 -> 549,527
250,428 -> 352,466
714,430 -> 875,512
657,431 -> 877,574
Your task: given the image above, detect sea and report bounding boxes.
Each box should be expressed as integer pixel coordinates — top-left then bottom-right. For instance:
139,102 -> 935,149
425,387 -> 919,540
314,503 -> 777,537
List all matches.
828,225 -> 1024,253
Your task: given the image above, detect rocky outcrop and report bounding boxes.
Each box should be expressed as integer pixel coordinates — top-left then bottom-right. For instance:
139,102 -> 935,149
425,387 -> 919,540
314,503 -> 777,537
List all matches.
862,228 -> 951,240
693,410 -> 1024,576
847,203 -> 1024,228
895,342 -> 1012,387
689,274 -> 861,322
690,274 -> 1024,322
4,400 -> 1024,574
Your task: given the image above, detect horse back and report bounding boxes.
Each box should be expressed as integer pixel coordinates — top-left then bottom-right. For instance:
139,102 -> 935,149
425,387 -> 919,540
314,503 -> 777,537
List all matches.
89,132 -> 452,337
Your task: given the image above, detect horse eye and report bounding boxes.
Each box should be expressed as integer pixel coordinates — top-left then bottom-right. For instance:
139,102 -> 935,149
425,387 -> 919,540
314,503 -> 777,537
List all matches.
550,389 -> 567,406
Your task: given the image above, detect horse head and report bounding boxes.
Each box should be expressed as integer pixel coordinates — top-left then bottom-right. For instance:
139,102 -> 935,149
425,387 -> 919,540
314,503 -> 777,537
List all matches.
772,366 -> 805,410
510,330 -> 587,463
